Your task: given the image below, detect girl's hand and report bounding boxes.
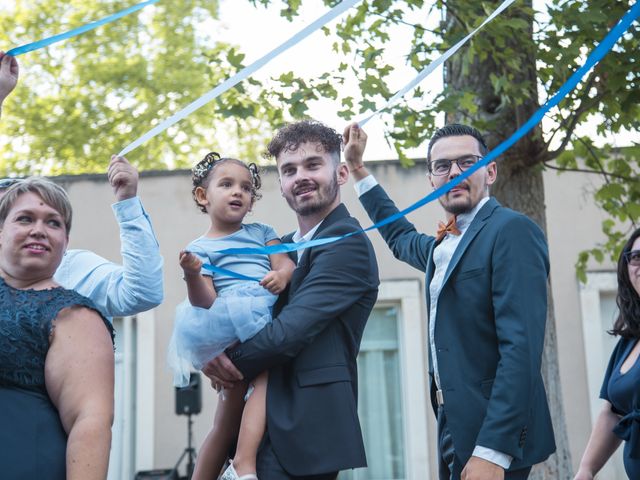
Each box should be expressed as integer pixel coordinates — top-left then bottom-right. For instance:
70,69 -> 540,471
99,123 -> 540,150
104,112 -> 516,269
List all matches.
179,250 -> 202,277
260,270 -> 288,294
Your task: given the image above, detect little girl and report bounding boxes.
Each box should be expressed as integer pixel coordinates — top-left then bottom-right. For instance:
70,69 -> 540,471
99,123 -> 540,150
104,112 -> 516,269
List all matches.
168,152 -> 295,480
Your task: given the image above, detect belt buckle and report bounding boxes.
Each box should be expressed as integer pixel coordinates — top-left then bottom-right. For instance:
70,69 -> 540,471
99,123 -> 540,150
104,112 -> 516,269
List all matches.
436,389 -> 444,406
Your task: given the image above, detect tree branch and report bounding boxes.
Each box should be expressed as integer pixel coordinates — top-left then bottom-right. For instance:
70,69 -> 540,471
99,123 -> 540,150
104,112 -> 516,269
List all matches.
542,70 -> 604,162
371,12 -> 439,34
542,161 -> 638,182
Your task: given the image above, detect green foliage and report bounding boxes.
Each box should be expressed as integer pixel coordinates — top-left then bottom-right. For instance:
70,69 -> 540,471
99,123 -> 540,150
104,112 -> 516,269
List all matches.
0,0 -> 285,175
2,0 -> 638,278
248,0 -> 639,283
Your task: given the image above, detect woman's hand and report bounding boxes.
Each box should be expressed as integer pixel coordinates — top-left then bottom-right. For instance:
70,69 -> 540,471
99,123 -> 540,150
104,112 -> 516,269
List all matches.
0,52 -> 19,106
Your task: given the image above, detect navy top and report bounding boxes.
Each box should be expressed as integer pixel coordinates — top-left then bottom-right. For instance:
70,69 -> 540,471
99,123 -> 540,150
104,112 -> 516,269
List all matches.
600,337 -> 640,478
0,276 -> 114,478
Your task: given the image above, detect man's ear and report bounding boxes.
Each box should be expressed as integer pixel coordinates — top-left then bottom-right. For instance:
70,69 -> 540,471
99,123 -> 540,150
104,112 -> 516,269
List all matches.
194,186 -> 209,208
337,163 -> 349,186
486,161 -> 497,186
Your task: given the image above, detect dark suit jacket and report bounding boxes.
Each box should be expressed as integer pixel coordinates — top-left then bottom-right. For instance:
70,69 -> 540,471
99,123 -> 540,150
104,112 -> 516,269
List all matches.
228,203 -> 379,476
360,185 -> 555,470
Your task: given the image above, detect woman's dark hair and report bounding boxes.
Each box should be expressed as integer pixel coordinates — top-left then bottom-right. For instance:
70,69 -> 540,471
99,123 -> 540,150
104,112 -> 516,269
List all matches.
611,227 -> 640,338
191,152 -> 262,214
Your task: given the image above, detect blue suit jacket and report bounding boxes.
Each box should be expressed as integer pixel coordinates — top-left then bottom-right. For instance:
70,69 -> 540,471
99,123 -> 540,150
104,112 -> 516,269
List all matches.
360,185 -> 556,469
229,204 -> 379,476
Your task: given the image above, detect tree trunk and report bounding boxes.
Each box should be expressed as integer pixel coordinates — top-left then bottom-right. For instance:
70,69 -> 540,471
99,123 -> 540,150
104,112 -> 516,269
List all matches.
445,1 -> 573,478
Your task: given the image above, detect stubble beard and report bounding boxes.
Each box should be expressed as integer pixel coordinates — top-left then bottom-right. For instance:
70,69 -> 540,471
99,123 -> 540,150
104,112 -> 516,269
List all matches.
286,176 -> 340,217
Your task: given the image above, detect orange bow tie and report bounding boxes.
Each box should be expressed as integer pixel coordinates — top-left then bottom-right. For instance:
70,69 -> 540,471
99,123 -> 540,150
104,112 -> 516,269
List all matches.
435,217 -> 461,242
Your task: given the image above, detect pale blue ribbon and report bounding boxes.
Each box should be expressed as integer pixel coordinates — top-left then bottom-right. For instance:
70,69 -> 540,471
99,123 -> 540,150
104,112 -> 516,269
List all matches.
358,0 -> 515,126
6,0 -> 160,57
118,0 -> 361,156
209,0 -> 640,280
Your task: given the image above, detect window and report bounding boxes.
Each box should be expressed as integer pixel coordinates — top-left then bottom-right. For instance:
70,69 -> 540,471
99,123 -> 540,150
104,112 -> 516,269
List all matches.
341,280 -> 431,479
345,306 -> 406,479
109,310 -> 157,477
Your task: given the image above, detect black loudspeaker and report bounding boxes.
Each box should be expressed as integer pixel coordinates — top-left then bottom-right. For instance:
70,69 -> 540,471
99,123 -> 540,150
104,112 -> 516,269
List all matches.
134,469 -> 178,479
175,372 -> 202,416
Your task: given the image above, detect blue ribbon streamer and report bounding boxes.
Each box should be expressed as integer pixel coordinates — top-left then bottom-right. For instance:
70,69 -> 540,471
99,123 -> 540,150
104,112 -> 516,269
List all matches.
6,0 -> 160,57
210,0 -> 640,265
201,263 -> 261,282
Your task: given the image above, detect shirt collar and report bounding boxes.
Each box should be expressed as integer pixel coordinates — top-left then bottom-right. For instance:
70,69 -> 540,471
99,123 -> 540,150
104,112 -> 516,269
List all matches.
456,196 -> 490,231
292,221 -> 323,244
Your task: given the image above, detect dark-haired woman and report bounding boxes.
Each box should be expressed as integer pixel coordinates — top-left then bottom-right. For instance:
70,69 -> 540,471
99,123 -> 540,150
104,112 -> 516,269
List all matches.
575,228 -> 640,480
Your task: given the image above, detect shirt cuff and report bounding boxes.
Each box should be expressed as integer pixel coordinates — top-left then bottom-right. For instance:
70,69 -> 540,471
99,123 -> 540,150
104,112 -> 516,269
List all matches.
472,446 -> 512,470
353,174 -> 378,197
112,196 -> 144,222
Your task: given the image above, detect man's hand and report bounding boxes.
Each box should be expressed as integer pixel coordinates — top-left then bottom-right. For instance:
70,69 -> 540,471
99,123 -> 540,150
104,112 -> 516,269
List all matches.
201,352 -> 244,390
342,122 -> 369,180
108,155 -> 138,201
461,456 -> 505,480
260,270 -> 288,294
0,52 -> 19,107
179,251 -> 202,277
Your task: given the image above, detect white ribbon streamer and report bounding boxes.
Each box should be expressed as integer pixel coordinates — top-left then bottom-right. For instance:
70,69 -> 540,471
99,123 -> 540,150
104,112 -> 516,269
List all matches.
119,0 -> 361,156
358,0 -> 515,126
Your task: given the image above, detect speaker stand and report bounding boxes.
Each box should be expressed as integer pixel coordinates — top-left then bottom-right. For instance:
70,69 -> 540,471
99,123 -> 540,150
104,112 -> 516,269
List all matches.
171,412 -> 197,480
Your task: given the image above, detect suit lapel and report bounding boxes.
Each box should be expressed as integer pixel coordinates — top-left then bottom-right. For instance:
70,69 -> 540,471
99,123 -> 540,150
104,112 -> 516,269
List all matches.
425,242 -> 437,311
441,197 -> 499,287
297,203 -> 349,267
288,203 -> 349,293
281,232 -> 298,265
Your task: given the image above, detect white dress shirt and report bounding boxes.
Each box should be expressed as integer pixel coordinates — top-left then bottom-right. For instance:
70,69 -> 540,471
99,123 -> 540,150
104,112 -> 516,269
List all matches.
354,175 -> 512,469
54,196 -> 164,320
292,222 -> 322,263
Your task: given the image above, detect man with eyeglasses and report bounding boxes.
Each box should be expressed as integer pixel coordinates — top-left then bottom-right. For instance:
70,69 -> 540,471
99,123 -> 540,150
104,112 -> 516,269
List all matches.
343,122 -> 555,480
0,51 -> 19,119
0,154 -> 164,320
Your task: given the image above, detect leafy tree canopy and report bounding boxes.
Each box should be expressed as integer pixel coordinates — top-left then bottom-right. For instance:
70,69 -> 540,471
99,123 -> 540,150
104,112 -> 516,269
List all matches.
250,0 -> 639,278
0,0 -> 286,175
1,0 -> 638,276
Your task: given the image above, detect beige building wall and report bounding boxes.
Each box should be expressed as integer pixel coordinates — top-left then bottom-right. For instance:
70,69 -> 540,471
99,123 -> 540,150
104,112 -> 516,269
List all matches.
57,159 -> 619,478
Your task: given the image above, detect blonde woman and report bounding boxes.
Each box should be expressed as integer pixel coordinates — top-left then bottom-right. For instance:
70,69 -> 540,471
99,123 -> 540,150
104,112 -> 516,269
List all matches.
0,178 -> 114,479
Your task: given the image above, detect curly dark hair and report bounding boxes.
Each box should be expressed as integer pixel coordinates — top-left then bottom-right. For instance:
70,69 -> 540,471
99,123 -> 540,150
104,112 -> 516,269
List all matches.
611,227 -> 640,338
191,151 -> 262,214
265,120 -> 342,165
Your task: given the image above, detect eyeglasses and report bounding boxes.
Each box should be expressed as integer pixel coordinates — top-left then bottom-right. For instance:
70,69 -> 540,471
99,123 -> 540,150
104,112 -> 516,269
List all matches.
0,178 -> 20,190
624,249 -> 640,267
429,154 -> 483,176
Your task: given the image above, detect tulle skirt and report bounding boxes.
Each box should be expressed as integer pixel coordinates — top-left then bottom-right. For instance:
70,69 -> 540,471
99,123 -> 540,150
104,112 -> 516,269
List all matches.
167,282 -> 276,387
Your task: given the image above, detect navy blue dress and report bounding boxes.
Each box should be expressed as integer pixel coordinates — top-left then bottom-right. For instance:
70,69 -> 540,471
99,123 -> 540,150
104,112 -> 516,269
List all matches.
0,276 -> 113,479
601,337 -> 640,479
